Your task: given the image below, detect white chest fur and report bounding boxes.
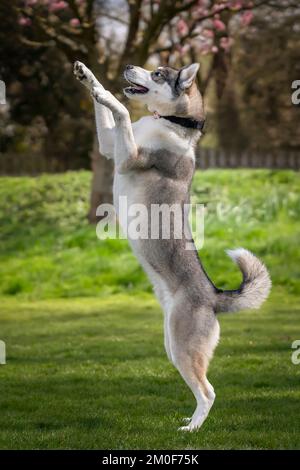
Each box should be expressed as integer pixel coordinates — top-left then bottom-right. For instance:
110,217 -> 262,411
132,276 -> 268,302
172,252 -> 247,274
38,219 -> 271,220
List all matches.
132,116 -> 194,154
113,116 -> 196,214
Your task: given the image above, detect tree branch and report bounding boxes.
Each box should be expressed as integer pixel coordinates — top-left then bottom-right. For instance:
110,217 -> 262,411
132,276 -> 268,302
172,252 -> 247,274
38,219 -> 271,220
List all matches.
116,0 -> 143,75
101,13 -> 129,25
65,0 -> 82,21
173,0 -> 199,15
152,0 -> 271,55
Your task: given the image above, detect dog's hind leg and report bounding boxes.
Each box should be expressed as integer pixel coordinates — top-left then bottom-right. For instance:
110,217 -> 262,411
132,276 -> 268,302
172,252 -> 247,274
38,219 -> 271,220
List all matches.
168,299 -> 219,431
137,257 -> 174,363
157,287 -> 174,364
177,359 -> 216,432
73,61 -> 115,159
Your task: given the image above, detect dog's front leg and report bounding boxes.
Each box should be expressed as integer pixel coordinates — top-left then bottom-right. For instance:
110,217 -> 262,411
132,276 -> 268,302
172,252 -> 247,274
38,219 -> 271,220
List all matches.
117,152 -> 154,174
74,61 -> 115,160
91,87 -> 138,168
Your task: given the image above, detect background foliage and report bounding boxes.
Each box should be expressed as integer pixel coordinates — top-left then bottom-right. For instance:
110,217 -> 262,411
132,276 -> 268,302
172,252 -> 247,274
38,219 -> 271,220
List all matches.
1,0 -> 299,170
1,170 -> 299,298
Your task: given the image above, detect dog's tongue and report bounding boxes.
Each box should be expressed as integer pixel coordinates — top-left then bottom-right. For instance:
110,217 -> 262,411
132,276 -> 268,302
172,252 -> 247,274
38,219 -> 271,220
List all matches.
135,84 -> 146,91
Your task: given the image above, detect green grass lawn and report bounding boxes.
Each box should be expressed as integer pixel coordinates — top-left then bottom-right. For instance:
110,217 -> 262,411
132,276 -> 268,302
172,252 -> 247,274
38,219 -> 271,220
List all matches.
0,169 -> 300,449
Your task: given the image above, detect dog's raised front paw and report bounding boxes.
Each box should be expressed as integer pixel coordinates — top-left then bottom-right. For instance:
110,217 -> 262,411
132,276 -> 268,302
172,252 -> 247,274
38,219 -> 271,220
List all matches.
74,61 -> 88,81
74,61 -> 99,92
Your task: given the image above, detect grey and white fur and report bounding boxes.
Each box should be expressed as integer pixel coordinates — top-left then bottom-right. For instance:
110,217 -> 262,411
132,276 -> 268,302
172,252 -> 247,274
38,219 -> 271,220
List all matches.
74,61 -> 271,431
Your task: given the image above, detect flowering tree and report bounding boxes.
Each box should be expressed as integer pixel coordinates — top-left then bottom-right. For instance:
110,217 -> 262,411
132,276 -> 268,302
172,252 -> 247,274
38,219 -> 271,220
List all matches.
17,0 -> 263,94
14,0 -> 286,220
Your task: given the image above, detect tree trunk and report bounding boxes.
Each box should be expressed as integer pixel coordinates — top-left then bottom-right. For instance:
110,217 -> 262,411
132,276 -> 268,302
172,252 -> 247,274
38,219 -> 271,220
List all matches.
88,135 -> 114,223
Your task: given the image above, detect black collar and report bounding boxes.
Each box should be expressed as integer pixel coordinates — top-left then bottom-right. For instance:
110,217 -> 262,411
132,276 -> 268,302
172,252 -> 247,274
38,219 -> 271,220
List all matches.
160,115 -> 205,131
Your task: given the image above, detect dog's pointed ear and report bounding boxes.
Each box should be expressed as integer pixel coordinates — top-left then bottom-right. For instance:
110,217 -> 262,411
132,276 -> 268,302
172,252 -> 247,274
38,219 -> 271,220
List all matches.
178,63 -> 200,90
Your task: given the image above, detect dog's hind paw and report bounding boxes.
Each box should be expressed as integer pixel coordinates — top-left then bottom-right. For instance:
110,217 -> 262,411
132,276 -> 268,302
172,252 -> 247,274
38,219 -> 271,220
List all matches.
182,417 -> 192,424
178,425 -> 195,432
178,421 -> 202,432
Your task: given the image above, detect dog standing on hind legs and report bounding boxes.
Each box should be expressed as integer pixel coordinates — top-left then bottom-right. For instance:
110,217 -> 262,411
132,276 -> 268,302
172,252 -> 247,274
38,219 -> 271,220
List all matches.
74,60 -> 271,431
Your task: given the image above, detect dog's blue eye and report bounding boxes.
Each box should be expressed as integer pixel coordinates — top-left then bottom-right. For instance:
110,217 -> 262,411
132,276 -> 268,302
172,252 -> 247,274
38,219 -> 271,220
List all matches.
155,71 -> 162,77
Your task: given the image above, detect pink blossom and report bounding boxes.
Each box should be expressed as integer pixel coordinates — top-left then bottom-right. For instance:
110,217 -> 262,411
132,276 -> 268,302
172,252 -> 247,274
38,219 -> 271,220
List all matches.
202,29 -> 214,38
176,19 -> 189,36
212,2 -> 227,14
176,44 -> 190,55
229,0 -> 243,10
241,10 -> 254,26
70,18 -> 80,27
213,19 -> 226,31
26,0 -> 38,5
199,44 -> 211,55
193,5 -> 209,17
181,44 -> 191,54
211,45 -> 219,54
49,1 -> 68,12
18,16 -> 32,26
220,36 -> 233,51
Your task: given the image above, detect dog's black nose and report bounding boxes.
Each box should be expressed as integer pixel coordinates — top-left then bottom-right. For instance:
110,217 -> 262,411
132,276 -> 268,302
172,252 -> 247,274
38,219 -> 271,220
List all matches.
126,65 -> 134,70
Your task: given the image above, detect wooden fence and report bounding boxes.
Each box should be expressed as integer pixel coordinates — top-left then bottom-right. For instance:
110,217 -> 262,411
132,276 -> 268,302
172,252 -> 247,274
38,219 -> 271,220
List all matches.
0,148 -> 300,175
0,152 -> 81,175
196,148 -> 300,170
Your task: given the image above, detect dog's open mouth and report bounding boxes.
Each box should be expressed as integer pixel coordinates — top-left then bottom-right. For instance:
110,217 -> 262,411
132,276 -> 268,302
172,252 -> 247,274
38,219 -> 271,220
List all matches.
124,79 -> 149,95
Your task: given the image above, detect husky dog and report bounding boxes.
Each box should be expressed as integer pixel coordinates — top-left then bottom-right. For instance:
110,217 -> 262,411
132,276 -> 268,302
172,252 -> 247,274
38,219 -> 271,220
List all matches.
74,61 -> 271,431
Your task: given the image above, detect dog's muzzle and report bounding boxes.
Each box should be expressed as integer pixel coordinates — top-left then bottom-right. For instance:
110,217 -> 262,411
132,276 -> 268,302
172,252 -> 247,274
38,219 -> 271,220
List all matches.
124,66 -> 149,95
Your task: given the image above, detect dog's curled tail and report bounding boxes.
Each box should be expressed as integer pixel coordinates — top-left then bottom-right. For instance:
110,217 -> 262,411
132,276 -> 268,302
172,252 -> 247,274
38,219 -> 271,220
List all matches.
215,248 -> 271,314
